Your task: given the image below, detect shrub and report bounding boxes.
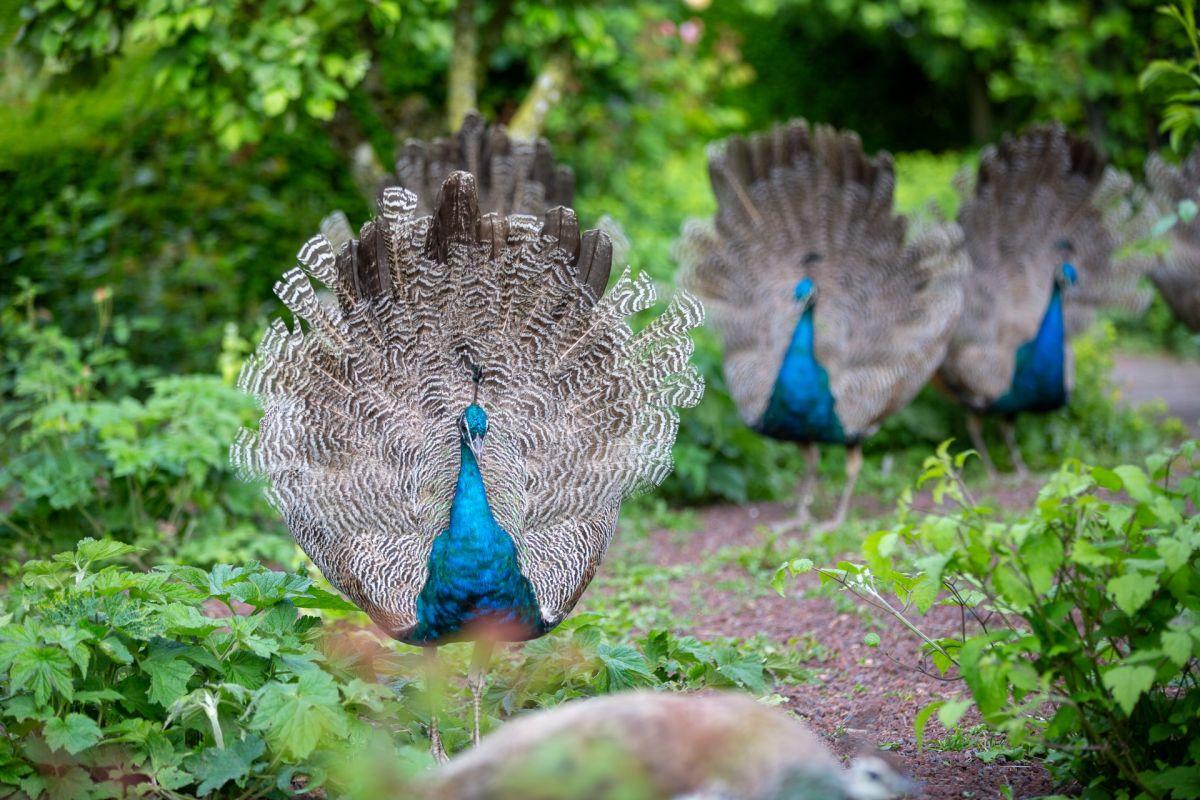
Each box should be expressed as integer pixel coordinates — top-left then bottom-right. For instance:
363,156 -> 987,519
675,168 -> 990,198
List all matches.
776,442 -> 1200,798
0,539 -> 422,799
0,286 -> 289,566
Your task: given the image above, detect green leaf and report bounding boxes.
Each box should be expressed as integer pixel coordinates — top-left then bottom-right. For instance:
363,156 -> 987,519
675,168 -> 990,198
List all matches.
1106,572 -> 1158,615
250,671 -> 348,759
863,632 -> 881,648
188,736 -> 266,796
1157,536 -> 1195,573
43,713 -> 102,755
1102,665 -> 1156,716
1150,765 -> 1200,799
595,644 -> 656,692
9,647 -> 75,706
913,700 -> 941,750
142,656 -> 196,708
1162,630 -> 1194,667
1113,465 -> 1155,503
75,538 -> 140,564
937,697 -> 972,729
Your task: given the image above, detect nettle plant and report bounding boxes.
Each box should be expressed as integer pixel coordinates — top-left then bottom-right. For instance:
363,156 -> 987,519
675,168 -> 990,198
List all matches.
0,539 -> 423,799
775,442 -> 1200,799
0,540 -> 803,797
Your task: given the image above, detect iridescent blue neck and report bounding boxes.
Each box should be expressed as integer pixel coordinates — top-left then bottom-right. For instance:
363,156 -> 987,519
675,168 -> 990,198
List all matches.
410,415 -> 544,645
754,288 -> 845,444
989,280 -> 1068,415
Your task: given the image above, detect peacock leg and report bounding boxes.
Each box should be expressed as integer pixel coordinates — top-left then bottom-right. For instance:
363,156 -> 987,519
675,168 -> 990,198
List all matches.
773,443 -> 820,533
815,444 -> 862,533
424,647 -> 448,764
1000,420 -> 1029,478
965,413 -> 998,479
467,640 -> 494,747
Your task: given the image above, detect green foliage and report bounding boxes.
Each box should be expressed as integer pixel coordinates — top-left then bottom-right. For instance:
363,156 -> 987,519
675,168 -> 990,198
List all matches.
0,286 -> 290,565
16,0 -> 408,149
781,442 -> 1200,797
1141,0 -> 1200,154
0,539 -> 422,799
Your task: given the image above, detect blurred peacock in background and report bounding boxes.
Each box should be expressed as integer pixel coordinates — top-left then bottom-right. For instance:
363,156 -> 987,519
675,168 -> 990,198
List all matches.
1145,145 -> 1200,331
232,171 -> 704,760
678,120 -> 967,530
938,123 -> 1151,476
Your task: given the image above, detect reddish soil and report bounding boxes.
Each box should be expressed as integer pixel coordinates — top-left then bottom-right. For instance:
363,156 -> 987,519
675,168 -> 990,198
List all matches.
632,487 -> 1065,799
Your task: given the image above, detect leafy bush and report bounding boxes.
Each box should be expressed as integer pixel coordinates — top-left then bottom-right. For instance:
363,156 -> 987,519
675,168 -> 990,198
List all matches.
0,286 -> 289,566
777,443 -> 1200,798
0,539 -> 421,799
0,538 -> 809,797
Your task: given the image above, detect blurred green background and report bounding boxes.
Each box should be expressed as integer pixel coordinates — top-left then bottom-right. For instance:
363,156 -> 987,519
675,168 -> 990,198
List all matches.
1,0 -> 1194,562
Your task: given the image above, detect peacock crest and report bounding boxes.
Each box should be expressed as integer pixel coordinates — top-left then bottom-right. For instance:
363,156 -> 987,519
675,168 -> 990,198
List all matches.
231,171 -> 704,642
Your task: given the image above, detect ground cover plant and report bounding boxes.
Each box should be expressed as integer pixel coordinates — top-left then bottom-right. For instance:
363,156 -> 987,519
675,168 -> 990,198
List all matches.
776,443 -> 1200,798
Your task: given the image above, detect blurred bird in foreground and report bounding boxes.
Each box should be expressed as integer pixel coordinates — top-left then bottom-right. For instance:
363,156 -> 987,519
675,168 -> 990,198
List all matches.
233,172 -> 704,760
679,119 -> 966,531
938,123 -> 1151,476
423,691 -> 915,800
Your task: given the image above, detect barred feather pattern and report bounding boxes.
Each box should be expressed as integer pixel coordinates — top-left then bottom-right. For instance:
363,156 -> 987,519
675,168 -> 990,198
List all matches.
232,173 -> 703,639
385,110 -> 575,220
940,124 -> 1144,410
1146,147 -> 1200,330
676,119 -> 967,439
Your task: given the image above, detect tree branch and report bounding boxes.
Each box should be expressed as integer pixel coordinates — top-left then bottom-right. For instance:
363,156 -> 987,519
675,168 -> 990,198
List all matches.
447,0 -> 479,133
508,51 -> 571,140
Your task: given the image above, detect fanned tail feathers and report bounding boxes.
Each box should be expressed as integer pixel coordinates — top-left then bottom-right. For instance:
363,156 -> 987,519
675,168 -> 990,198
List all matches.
232,172 -> 702,636
1146,146 -> 1200,330
677,118 -> 966,437
387,110 -> 575,220
941,123 -> 1146,408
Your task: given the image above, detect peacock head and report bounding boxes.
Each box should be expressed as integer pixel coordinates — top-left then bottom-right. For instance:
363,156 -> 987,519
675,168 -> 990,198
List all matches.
1057,261 -> 1079,288
793,277 -> 818,310
1053,240 -> 1078,288
458,404 -> 489,458
842,753 -> 918,800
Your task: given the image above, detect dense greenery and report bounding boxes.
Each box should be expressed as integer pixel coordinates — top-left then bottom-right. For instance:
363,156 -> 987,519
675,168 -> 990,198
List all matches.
779,444 -> 1200,797
3,1 -> 1200,798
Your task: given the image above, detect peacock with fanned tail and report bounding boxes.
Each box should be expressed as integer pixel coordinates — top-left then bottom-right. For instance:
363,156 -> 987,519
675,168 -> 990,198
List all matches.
232,172 -> 704,760
1145,145 -> 1200,331
678,120 -> 967,530
939,123 -> 1151,476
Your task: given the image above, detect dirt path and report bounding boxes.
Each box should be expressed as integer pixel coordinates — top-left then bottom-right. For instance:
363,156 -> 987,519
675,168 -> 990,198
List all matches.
1113,351 -> 1200,429
632,494 -> 1058,799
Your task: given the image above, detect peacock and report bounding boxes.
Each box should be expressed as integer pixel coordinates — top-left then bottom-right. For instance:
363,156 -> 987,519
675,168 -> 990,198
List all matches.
384,109 -> 575,220
678,119 -> 967,530
232,171 -> 704,760
1145,145 -> 1200,331
424,691 -> 915,800
938,123 -> 1151,476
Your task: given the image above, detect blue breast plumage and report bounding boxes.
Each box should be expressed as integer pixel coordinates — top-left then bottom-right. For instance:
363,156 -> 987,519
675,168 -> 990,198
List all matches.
409,404 -> 547,646
754,279 -> 846,445
988,267 -> 1073,416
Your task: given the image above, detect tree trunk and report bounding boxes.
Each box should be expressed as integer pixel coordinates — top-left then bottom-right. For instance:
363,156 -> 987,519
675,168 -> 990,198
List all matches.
967,67 -> 993,144
508,52 -> 570,140
447,0 -> 478,133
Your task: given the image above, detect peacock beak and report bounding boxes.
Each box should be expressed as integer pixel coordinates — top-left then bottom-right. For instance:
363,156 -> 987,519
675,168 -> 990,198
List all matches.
466,434 -> 486,460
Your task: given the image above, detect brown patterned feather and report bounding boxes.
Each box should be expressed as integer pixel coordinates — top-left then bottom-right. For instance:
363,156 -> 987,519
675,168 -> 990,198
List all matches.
1146,146 -> 1200,330
677,119 -> 967,439
233,172 -> 703,639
